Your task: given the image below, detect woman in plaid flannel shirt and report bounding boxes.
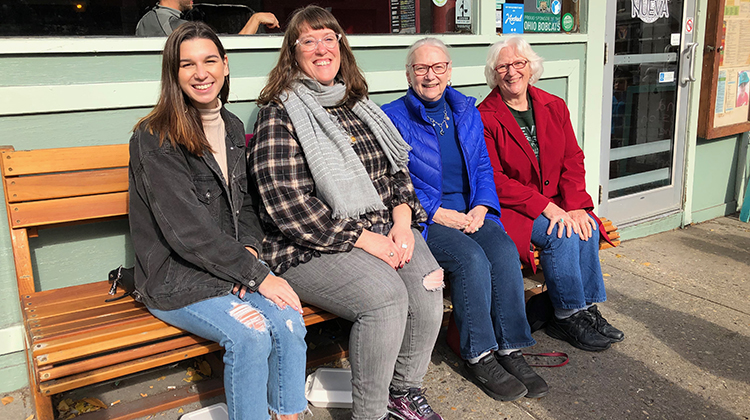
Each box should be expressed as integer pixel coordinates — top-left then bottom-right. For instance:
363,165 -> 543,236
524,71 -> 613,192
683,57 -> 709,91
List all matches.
249,6 -> 446,420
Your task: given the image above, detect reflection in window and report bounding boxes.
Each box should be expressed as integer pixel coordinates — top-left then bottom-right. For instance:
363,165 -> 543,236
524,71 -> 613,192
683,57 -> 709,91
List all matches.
0,0 -> 475,36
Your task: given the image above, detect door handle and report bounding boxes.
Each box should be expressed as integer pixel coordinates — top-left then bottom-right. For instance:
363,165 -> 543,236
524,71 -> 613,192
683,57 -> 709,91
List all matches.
681,42 -> 700,84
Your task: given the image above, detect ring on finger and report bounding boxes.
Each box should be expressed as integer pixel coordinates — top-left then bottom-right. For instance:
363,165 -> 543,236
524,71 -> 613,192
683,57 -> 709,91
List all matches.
401,243 -> 408,249
559,218 -> 565,224
389,252 -> 395,257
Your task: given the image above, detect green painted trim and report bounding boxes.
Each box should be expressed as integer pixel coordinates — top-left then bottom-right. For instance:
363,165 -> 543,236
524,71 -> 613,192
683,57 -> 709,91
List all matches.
682,0 -> 709,227
619,212 -> 683,241
582,0 -> 607,212
0,33 -> 590,55
0,325 -> 23,357
691,202 -> 738,225
1,60 -> 581,116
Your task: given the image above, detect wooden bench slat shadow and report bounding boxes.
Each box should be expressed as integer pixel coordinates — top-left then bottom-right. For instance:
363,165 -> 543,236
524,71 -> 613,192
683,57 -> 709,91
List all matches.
1,145 -> 340,420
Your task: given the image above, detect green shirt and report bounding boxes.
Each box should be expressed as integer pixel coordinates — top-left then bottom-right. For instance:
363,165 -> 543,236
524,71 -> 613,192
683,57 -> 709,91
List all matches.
509,102 -> 539,161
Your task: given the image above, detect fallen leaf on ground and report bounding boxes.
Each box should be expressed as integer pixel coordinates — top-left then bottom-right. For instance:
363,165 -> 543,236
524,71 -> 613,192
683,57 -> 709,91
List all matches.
603,273 -> 611,277
615,254 -> 623,258
2,396 -> 13,405
642,262 -> 651,266
82,398 -> 107,409
25,415 -> 34,420
140,393 -> 148,398
199,360 -> 212,376
178,408 -> 184,413
57,399 -> 73,412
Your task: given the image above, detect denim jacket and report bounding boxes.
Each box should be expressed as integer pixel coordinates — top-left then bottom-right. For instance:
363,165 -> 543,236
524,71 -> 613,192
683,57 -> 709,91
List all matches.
128,108 -> 270,311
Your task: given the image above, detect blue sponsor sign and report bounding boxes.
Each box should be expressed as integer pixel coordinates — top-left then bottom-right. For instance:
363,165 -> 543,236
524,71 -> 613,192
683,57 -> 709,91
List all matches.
503,3 -> 524,34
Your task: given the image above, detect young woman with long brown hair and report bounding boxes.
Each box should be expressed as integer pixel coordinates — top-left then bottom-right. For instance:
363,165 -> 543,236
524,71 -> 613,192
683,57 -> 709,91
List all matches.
129,21 -> 307,420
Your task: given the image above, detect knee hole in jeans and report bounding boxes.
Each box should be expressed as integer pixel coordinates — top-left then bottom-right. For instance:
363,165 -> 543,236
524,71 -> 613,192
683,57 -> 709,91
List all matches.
423,268 -> 445,291
228,302 -> 266,332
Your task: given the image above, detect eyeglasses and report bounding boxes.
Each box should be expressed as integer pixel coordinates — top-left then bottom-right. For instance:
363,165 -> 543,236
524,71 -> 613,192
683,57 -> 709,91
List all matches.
494,59 -> 528,74
411,62 -> 450,76
295,33 -> 342,52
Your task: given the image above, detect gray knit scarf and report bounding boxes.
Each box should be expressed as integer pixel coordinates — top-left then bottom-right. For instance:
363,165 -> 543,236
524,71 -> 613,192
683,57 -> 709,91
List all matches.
280,77 -> 411,219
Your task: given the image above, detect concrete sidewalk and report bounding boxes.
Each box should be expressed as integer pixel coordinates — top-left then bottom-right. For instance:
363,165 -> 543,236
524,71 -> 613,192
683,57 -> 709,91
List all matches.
2,216 -> 748,420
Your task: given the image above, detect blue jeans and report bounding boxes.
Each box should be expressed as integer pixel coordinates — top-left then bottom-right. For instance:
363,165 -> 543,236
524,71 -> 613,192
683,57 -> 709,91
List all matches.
149,291 -> 308,420
426,220 -> 535,360
530,214 -> 607,309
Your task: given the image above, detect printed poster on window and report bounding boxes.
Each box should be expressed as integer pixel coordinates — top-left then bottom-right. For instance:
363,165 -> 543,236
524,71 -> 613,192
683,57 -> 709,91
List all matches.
523,0 -> 561,33
455,0 -> 472,32
714,1 -> 750,127
390,0 -> 418,34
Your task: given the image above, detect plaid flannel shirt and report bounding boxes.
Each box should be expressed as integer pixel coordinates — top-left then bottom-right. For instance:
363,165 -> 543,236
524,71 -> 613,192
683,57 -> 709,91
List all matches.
250,101 -> 427,274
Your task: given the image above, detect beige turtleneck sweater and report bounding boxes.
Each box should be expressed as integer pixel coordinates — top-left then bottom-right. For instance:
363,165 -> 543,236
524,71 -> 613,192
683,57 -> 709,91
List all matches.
198,101 -> 228,185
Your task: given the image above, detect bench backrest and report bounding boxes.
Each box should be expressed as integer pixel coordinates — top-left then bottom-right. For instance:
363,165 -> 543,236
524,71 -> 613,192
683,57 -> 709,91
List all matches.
1,145 -> 129,295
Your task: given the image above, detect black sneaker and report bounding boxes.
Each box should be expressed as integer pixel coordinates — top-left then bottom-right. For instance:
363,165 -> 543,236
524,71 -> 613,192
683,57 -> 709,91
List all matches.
587,305 -> 625,342
465,353 -> 527,401
545,310 -> 611,351
495,351 -> 549,398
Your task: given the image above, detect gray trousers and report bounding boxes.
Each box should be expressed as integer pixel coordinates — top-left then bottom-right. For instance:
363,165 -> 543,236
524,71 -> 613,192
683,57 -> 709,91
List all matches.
282,230 -> 444,420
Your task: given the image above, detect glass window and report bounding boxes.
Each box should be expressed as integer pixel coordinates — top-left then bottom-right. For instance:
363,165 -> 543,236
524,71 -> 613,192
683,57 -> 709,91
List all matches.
0,0 -> 477,37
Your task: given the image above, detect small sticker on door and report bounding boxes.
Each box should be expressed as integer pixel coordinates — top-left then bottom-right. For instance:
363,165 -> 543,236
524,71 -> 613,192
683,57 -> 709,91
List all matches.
659,71 -> 675,83
670,33 -> 680,46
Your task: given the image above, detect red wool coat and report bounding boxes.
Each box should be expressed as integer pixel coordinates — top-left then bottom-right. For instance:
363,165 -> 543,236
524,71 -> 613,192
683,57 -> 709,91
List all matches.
477,85 -> 612,271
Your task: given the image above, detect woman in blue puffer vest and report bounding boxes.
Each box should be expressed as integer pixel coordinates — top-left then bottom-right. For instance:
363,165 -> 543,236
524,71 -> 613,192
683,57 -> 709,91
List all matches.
382,38 -> 548,402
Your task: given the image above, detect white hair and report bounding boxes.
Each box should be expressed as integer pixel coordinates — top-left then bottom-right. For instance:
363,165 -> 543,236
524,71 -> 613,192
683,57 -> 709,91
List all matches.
405,37 -> 452,70
484,36 -> 544,89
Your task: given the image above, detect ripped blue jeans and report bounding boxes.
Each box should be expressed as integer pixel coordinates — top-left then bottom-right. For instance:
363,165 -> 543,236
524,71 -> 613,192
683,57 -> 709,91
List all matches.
149,290 -> 308,420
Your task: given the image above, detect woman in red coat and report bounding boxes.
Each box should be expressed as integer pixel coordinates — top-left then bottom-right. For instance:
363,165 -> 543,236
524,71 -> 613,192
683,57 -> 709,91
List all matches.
477,37 -> 624,352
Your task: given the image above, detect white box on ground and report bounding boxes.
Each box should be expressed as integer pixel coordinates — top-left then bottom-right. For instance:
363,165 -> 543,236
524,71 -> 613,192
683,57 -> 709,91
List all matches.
180,402 -> 228,420
305,368 -> 353,408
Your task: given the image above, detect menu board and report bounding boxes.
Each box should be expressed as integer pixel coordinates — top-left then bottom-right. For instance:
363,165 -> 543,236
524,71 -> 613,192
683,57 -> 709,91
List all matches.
390,0 -> 418,34
698,0 -> 750,138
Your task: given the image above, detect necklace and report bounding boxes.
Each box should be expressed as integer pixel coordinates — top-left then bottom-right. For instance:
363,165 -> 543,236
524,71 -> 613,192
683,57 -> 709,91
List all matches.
425,103 -> 450,136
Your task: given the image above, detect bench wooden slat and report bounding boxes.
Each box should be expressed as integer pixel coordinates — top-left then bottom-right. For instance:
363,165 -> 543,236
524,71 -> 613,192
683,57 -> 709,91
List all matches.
39,335 -> 212,382
34,317 -> 178,360
39,342 -> 222,395
9,192 -> 128,228
5,168 -> 128,203
36,325 -> 186,367
29,307 -> 153,342
0,145 -> 129,176
22,280 -> 117,307
26,293 -> 139,321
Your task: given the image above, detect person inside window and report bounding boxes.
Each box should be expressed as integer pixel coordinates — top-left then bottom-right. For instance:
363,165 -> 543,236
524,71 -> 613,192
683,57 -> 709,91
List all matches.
135,0 -> 279,36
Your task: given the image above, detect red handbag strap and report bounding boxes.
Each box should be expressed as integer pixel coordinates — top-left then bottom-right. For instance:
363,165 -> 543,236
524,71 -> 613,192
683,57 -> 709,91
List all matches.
522,352 -> 569,367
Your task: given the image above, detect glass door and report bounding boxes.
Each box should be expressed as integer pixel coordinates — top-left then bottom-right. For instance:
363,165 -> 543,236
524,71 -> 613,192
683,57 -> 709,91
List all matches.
600,0 -> 698,225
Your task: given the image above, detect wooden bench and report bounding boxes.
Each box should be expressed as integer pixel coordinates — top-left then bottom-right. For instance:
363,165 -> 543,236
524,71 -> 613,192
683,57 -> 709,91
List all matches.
0,144 -> 339,420
1,143 -> 620,419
